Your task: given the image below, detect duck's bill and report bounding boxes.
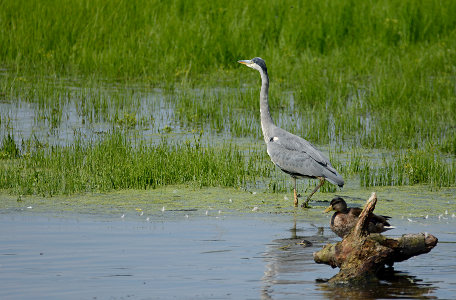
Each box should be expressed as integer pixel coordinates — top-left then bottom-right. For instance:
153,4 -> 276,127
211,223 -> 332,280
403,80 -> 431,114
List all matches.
324,205 -> 333,213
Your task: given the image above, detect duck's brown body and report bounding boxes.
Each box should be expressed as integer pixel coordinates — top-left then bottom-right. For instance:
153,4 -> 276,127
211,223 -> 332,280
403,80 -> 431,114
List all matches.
325,197 -> 392,238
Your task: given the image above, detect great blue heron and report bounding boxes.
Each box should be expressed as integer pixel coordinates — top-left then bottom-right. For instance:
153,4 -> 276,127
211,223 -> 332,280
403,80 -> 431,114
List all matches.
238,57 -> 344,208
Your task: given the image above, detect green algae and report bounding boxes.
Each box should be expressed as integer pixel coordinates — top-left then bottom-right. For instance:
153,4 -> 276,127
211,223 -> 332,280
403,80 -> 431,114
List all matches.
2,184 -> 455,222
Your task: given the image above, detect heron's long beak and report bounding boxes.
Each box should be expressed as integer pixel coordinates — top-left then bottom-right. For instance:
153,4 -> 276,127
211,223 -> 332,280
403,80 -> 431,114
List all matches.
238,60 -> 252,65
324,205 -> 333,213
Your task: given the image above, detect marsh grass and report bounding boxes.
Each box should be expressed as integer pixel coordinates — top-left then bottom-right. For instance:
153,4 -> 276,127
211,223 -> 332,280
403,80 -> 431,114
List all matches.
0,130 -> 276,196
0,134 -> 20,159
2,0 -> 456,81
359,148 -> 456,188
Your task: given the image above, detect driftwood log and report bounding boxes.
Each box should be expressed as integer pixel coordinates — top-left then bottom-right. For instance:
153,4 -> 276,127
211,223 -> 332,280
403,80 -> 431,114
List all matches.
314,192 -> 438,285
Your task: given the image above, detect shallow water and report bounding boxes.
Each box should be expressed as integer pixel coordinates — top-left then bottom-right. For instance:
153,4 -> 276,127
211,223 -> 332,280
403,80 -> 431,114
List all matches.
0,92 -> 186,146
1,208 -> 455,299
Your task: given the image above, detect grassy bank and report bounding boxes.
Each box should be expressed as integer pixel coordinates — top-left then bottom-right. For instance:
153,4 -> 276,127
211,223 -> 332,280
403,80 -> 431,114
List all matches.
1,130 -> 455,196
0,131 -> 276,196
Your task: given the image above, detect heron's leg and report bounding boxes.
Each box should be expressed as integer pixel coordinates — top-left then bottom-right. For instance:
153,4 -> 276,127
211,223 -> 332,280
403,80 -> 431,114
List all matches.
302,177 -> 325,208
293,177 -> 298,207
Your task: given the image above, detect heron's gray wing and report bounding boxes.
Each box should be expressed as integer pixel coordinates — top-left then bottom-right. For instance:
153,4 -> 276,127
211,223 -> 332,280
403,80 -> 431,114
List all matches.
272,127 -> 331,166
266,131 -> 344,186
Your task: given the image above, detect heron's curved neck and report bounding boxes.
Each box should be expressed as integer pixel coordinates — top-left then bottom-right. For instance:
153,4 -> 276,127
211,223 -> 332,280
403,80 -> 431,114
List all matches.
259,69 -> 274,142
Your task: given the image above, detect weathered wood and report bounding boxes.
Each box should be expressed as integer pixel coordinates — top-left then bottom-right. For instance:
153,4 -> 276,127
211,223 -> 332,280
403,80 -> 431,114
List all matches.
352,192 -> 377,237
313,192 -> 438,285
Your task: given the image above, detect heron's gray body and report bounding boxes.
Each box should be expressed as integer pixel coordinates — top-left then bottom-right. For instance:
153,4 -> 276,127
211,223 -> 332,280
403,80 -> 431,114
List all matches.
238,57 -> 344,206
266,126 -> 343,186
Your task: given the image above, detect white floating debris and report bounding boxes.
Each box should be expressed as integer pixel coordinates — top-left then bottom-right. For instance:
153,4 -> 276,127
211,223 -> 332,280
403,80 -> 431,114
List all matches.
185,214 -> 189,218
218,210 -> 221,214
26,206 -> 32,209
445,210 -> 448,215
438,214 -> 447,220
452,213 -> 455,218
121,214 -> 125,218
161,206 -> 165,212
205,210 -> 209,215
425,215 -> 428,219
252,192 -> 257,195
140,211 -> 144,216
284,196 -> 289,200
252,206 -> 259,212
229,199 -> 232,203
146,217 -> 150,222
407,218 -> 414,222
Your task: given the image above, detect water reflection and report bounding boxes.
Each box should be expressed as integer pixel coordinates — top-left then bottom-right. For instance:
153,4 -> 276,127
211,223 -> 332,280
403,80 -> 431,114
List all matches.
261,218 -> 330,299
261,219 -> 438,299
318,270 -> 437,299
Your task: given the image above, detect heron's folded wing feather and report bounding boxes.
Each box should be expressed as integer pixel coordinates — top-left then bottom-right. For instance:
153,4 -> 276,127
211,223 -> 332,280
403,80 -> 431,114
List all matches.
272,127 -> 331,165
266,130 -> 344,186
267,138 -> 328,178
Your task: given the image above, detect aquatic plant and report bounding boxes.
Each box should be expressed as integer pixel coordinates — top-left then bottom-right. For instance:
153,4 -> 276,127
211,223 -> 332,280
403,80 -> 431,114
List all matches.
359,148 -> 456,188
0,130 -> 274,196
0,134 -> 20,159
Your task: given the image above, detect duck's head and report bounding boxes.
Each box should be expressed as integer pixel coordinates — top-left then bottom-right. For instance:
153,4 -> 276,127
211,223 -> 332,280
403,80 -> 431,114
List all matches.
324,197 -> 348,213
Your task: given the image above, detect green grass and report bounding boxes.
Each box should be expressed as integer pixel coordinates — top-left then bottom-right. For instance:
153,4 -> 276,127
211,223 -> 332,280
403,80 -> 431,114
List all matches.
1,0 -> 456,196
359,147 -> 456,188
1,0 -> 456,81
1,130 -> 454,197
0,130 -> 276,196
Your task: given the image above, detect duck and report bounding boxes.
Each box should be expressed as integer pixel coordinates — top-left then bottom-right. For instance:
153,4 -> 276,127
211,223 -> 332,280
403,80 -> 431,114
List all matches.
324,196 -> 394,238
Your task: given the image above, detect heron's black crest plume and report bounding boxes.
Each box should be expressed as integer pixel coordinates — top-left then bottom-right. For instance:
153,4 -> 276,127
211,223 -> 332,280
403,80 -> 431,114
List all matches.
252,57 -> 267,74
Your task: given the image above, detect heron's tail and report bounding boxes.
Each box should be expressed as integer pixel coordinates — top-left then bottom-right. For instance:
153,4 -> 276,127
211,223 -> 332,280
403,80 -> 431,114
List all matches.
323,168 -> 344,187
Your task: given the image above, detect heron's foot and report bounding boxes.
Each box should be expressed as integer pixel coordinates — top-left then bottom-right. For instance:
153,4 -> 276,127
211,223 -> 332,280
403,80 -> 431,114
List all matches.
293,195 -> 301,207
301,199 -> 311,209
293,190 -> 299,207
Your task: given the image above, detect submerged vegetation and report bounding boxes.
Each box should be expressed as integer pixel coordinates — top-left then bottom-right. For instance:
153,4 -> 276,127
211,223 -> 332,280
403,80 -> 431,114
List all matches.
0,0 -> 455,197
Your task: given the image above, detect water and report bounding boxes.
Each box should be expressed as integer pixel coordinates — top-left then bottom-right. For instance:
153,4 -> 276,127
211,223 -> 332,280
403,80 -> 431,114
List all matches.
1,210 -> 455,299
0,92 -> 185,146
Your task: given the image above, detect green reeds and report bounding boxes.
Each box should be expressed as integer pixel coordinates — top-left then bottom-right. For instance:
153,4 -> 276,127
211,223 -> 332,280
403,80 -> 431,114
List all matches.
0,134 -> 20,159
1,0 -> 455,81
0,131 -> 274,196
359,148 -> 456,188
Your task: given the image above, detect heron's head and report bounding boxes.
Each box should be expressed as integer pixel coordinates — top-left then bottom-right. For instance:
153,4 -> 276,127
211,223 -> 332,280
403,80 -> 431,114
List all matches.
238,57 -> 267,74
324,197 -> 348,213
